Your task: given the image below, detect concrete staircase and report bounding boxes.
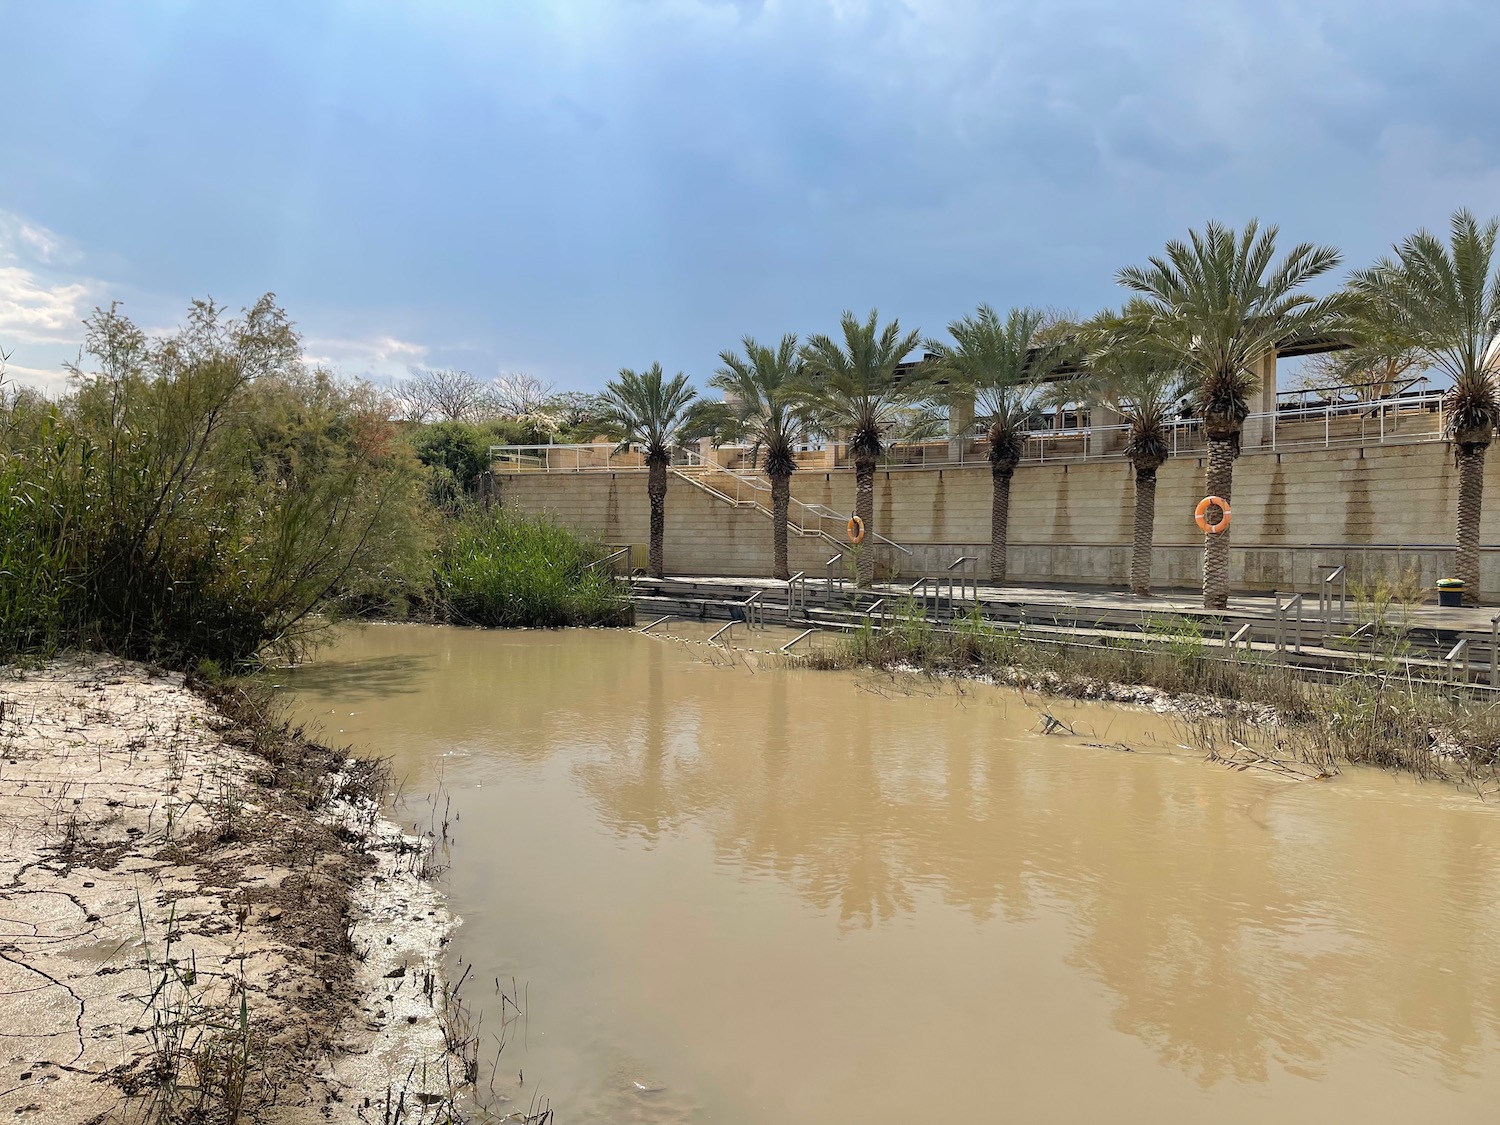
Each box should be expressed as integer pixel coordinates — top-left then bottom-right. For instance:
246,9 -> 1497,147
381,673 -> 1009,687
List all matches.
669,457 -> 910,559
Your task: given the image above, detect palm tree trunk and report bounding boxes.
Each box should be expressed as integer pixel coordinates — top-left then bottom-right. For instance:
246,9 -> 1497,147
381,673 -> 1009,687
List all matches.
1130,464 -> 1158,597
854,454 -> 876,588
770,471 -> 791,581
990,461 -> 1015,584
648,461 -> 667,579
1455,442 -> 1487,605
1202,435 -> 1237,610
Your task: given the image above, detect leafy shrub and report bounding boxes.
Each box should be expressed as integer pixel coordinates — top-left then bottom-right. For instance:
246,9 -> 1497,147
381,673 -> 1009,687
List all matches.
0,297 -> 430,667
435,508 -> 631,627
410,421 -> 491,491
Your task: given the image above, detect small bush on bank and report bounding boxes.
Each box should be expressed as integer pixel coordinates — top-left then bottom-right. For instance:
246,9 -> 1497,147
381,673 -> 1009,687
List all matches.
434,507 -> 632,628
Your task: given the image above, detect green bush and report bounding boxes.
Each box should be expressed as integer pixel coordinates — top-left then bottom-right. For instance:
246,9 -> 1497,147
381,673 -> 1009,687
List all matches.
0,297 -> 431,668
434,508 -> 631,627
410,421 -> 491,491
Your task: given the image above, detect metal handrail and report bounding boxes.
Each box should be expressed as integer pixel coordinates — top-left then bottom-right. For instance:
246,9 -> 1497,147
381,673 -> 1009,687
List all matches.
743,590 -> 765,629
781,628 -> 815,653
1490,611 -> 1500,688
1318,564 -> 1347,627
491,391 -> 1451,474
1444,637 -> 1470,681
1225,623 -> 1253,649
785,572 -> 806,625
946,555 -> 978,609
825,553 -> 845,604
708,620 -> 738,645
1275,592 -> 1304,653
640,615 -> 674,633
585,545 -> 631,574
907,577 -> 932,616
865,597 -> 887,628
674,448 -> 912,554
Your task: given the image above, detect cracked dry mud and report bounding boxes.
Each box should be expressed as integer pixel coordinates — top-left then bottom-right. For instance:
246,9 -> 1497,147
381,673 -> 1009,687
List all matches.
0,658 -> 463,1124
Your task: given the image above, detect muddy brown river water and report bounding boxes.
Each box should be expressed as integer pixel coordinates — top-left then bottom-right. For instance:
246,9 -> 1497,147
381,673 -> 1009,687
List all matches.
280,623 -> 1500,1124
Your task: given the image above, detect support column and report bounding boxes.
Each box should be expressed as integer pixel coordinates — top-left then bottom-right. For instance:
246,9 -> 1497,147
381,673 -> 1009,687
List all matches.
1241,349 -> 1278,447
1088,403 -> 1124,457
948,391 -> 975,463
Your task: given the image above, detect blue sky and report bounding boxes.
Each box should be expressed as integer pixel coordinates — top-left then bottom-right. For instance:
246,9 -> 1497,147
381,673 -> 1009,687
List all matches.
2,0 -> 1497,393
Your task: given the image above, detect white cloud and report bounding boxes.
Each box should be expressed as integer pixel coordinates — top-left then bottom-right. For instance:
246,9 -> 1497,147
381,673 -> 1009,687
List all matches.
0,208 -> 448,392
303,334 -> 431,382
0,211 -> 99,387
0,267 -> 92,344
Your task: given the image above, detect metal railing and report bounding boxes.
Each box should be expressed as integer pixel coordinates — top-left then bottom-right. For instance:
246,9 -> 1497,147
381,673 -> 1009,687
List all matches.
1318,564 -> 1347,628
785,572 -> 807,625
1444,637 -> 1470,681
782,629 -> 815,653
742,590 -> 765,629
906,577 -> 932,616
865,597 -> 887,628
1224,623 -> 1253,650
946,556 -> 978,609
825,553 -> 846,604
491,391 -> 1448,475
585,545 -> 631,575
489,443 -> 699,472
667,448 -> 911,556
1491,612 -> 1500,688
1275,593 -> 1304,653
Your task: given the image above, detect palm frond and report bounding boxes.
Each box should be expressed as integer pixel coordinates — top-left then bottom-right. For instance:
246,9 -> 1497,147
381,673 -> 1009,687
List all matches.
795,310 -> 923,458
1117,219 -> 1346,429
599,363 -> 698,465
1351,209 -> 1500,443
925,305 -> 1057,466
1078,305 -> 1189,466
710,333 -> 803,477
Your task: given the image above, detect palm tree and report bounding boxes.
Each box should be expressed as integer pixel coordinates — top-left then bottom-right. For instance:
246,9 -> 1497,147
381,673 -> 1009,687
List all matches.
1118,220 -> 1344,610
1079,307 -> 1188,596
711,334 -> 803,580
925,305 -> 1054,583
1353,209 -> 1500,604
599,364 -> 696,578
797,310 -> 923,588
1302,291 -> 1426,401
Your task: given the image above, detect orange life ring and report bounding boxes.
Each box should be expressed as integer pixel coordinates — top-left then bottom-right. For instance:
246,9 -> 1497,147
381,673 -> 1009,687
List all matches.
1194,496 -> 1231,534
847,515 -> 866,544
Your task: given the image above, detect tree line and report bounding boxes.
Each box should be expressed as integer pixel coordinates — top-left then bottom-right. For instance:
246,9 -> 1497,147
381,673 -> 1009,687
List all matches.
0,208 -> 1493,672
598,210 -> 1500,607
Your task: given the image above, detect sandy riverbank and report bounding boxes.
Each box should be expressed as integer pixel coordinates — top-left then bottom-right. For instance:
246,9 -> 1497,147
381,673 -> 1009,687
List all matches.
0,657 -> 466,1124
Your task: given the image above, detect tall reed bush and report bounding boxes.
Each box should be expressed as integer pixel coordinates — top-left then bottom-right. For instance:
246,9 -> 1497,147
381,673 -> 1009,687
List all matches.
434,508 -> 631,627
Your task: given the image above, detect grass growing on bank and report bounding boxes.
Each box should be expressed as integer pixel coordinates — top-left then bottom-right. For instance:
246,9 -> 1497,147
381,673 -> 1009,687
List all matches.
434,508 -> 633,628
804,601 -> 1500,787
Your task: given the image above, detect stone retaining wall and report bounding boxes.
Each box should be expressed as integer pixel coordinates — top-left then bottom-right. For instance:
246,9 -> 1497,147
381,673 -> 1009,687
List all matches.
498,440 -> 1500,597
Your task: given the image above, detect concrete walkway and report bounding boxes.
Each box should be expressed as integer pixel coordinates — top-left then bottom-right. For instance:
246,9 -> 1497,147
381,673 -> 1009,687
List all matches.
647,574 -> 1498,634
946,582 -> 1497,633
